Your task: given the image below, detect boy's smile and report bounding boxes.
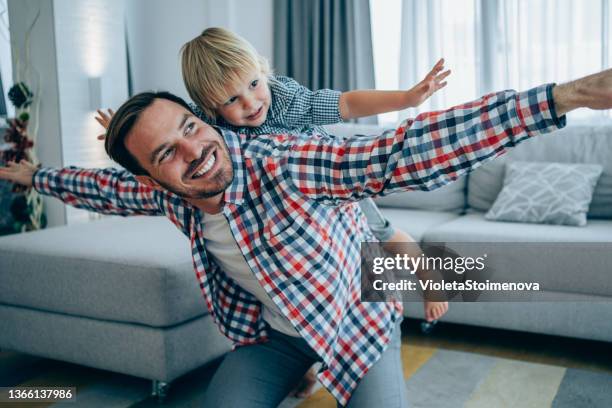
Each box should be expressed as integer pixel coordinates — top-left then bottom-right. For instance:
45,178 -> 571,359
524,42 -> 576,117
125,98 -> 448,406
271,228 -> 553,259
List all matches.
245,105 -> 265,122
216,69 -> 271,127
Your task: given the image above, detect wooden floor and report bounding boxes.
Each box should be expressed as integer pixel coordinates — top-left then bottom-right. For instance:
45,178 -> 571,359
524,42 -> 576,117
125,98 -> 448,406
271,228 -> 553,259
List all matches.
2,319 -> 610,407
295,318 -> 612,408
296,319 -> 612,408
401,318 -> 612,374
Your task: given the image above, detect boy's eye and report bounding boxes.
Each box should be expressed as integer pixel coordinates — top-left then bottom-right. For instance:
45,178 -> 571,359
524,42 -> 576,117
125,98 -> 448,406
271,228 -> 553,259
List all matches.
250,79 -> 259,88
224,96 -> 237,105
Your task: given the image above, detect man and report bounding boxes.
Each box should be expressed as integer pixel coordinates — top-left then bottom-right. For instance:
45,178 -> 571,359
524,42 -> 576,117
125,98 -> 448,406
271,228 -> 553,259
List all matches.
1,69 -> 611,407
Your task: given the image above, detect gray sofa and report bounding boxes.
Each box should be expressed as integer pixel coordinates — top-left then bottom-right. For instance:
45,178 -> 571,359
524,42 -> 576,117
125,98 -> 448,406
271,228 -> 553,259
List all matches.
0,121 -> 611,399
0,216 -> 232,398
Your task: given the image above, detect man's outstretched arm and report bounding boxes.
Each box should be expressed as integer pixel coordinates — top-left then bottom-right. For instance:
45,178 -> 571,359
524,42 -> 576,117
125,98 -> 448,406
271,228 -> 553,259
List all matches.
0,161 -> 163,216
285,69 -> 612,203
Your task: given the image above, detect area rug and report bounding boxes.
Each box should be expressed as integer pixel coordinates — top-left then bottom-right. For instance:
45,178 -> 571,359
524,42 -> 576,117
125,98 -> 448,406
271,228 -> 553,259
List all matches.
288,344 -> 612,408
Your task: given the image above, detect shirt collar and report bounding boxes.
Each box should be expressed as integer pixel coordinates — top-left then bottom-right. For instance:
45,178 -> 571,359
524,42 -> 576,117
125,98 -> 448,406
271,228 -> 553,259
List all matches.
215,126 -> 246,206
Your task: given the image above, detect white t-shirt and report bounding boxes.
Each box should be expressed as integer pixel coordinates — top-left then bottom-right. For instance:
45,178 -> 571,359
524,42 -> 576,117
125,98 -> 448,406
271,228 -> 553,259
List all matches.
201,211 -> 299,337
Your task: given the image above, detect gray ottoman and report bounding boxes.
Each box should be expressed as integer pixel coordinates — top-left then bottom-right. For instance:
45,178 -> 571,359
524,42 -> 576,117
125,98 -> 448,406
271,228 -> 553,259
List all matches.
0,216 -> 231,398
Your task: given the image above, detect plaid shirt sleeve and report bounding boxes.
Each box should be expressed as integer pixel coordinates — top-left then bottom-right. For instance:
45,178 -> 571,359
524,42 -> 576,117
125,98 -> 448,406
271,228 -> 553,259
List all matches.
285,84 -> 566,204
33,166 -> 163,216
267,76 -> 343,127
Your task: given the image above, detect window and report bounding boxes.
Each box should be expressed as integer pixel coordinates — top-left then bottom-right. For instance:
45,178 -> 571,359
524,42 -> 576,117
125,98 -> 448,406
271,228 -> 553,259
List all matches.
370,0 -> 611,125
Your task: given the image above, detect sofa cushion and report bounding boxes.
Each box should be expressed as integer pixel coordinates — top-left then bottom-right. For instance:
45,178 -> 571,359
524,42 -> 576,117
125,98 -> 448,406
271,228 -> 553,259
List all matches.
422,213 -> 612,297
468,124 -> 612,218
0,216 -> 208,327
379,208 -> 461,242
485,162 -> 602,226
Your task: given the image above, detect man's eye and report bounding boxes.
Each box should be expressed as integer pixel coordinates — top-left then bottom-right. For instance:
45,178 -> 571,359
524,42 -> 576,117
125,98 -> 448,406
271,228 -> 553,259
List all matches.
159,148 -> 174,163
250,80 -> 259,88
185,122 -> 195,135
224,96 -> 237,105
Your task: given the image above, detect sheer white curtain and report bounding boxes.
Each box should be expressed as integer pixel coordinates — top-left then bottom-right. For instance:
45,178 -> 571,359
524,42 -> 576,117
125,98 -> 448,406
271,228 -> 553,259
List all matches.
398,0 -> 479,118
371,0 -> 611,124
494,1 -> 604,94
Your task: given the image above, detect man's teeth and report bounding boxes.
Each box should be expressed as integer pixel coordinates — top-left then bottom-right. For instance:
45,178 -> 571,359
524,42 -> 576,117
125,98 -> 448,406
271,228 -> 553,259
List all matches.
192,154 -> 215,178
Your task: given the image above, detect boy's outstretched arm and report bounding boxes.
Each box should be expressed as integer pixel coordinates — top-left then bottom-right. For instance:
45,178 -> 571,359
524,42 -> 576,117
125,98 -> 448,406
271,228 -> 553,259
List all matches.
338,58 -> 450,120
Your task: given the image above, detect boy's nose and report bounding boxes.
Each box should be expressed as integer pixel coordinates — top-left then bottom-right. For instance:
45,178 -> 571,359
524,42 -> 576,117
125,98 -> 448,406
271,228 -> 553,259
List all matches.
243,96 -> 256,110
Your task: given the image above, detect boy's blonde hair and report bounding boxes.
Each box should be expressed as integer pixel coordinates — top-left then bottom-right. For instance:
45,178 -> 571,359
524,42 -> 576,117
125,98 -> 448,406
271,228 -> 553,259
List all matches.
181,27 -> 271,119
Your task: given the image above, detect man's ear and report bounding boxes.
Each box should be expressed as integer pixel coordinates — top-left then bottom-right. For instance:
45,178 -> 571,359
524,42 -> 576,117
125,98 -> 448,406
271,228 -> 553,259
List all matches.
134,175 -> 163,190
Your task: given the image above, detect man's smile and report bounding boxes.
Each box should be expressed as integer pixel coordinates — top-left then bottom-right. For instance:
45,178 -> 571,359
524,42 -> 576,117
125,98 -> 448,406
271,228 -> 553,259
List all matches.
191,152 -> 216,179
186,147 -> 217,180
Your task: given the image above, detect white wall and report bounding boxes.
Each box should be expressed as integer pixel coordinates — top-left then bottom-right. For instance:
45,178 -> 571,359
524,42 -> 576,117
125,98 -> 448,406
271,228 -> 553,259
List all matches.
8,0 -> 129,226
126,0 -> 273,101
53,0 -> 128,224
206,0 -> 274,63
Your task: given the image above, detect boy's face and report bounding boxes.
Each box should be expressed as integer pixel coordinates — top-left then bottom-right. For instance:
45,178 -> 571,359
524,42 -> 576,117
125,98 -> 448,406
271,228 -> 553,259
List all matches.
216,68 -> 271,127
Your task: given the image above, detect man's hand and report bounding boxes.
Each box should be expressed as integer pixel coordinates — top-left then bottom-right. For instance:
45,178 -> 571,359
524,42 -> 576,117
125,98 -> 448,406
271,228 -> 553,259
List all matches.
0,160 -> 38,188
424,300 -> 448,322
404,58 -> 451,108
553,68 -> 612,116
95,108 -> 115,141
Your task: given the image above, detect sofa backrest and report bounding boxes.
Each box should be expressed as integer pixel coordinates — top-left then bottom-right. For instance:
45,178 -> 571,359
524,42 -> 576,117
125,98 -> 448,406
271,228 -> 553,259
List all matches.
468,123 -> 612,218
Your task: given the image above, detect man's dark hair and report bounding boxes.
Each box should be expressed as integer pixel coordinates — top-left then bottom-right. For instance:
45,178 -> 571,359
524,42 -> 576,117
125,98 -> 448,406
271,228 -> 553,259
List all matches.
105,91 -> 194,175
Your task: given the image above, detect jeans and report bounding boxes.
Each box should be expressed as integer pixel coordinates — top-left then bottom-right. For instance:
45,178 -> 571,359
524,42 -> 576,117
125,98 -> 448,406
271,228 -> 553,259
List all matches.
359,198 -> 395,242
202,319 -> 407,407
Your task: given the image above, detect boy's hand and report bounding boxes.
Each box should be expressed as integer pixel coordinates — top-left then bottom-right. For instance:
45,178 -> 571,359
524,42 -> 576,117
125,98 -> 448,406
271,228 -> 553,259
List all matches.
95,108 -> 115,141
0,160 -> 39,188
424,300 -> 448,322
405,58 -> 451,107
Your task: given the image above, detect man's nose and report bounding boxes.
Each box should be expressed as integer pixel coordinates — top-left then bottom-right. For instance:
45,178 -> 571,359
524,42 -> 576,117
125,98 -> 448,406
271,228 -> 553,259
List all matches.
180,139 -> 201,163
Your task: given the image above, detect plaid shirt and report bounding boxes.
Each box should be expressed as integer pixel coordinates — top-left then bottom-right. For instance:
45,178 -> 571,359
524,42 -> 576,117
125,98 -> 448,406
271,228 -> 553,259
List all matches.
192,75 -> 342,136
33,84 -> 564,405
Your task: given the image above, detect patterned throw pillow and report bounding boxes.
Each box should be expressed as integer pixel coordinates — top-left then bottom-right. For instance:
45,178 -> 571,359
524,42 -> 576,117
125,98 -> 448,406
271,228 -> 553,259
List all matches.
485,162 -> 603,226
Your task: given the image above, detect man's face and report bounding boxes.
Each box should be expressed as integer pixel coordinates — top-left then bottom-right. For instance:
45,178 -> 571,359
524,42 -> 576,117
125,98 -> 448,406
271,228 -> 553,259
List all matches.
215,68 -> 271,127
125,99 -> 234,200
